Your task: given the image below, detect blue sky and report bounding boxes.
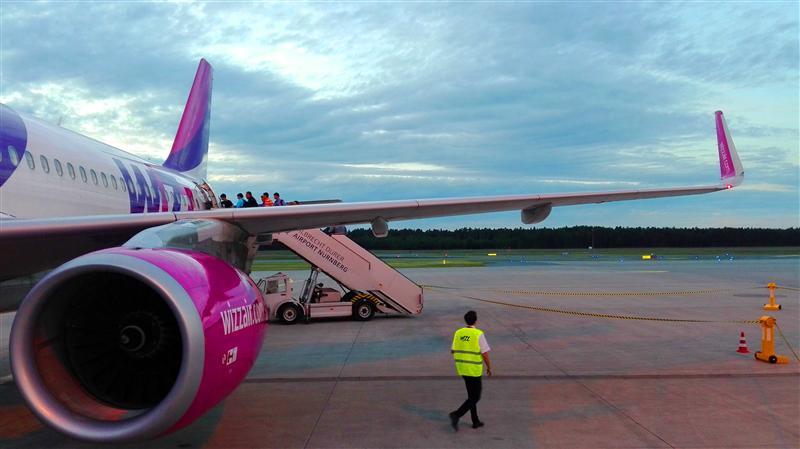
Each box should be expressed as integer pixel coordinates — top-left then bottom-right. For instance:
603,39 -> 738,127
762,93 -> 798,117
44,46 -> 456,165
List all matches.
1,2 -> 797,228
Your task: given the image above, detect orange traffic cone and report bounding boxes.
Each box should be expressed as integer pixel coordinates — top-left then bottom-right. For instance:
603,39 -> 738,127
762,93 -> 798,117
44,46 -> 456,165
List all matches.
736,331 -> 750,354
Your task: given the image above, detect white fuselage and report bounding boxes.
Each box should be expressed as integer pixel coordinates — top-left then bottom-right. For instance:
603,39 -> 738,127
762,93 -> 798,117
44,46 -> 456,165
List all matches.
1,112 -> 212,220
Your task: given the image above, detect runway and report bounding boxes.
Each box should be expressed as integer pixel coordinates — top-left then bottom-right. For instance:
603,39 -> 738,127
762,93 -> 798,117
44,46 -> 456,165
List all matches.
1,257 -> 798,448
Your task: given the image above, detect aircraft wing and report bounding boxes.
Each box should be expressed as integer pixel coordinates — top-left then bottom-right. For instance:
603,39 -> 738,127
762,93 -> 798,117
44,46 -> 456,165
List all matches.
0,184 -> 730,278
0,111 -> 743,280
183,182 -> 731,235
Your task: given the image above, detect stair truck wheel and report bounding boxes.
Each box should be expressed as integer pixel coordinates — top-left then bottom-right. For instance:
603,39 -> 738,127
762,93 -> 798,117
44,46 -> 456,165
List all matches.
769,355 -> 778,364
279,304 -> 302,324
353,299 -> 374,321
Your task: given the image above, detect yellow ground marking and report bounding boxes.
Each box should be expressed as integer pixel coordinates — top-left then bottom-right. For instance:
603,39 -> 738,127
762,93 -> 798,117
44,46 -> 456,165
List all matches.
449,292 -> 761,325
422,284 -> 754,297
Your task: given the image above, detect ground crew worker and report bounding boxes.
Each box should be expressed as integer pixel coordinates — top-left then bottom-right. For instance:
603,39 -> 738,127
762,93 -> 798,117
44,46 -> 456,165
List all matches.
449,310 -> 491,431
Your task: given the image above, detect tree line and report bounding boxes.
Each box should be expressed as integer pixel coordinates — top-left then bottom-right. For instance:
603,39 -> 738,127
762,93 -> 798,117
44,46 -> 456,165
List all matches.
340,227 -> 800,249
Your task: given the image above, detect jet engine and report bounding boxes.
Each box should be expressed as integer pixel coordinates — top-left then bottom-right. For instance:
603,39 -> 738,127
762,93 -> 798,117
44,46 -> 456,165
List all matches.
10,247 -> 267,442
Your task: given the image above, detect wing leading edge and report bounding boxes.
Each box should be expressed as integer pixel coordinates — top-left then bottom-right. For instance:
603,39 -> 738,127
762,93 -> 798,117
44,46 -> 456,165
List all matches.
0,112 -> 743,278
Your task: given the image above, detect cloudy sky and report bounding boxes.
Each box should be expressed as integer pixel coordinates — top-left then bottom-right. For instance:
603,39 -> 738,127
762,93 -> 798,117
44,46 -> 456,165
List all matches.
1,2 -> 797,228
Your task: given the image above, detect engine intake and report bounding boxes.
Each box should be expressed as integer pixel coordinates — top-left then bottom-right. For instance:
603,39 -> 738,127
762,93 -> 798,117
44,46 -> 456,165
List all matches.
11,247 -> 266,442
60,271 -> 182,410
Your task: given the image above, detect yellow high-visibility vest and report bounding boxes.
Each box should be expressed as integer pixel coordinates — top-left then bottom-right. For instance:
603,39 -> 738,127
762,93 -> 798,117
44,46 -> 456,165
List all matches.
452,327 -> 484,377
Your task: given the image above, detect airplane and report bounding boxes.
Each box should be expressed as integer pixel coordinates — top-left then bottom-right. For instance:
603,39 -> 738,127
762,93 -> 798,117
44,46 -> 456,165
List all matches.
0,59 -> 744,442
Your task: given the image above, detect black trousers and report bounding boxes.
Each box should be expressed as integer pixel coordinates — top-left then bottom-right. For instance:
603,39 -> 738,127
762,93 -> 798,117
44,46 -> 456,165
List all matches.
453,375 -> 482,424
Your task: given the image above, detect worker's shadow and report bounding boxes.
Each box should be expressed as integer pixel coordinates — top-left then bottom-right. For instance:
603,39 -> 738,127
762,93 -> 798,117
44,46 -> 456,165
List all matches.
401,404 -> 449,424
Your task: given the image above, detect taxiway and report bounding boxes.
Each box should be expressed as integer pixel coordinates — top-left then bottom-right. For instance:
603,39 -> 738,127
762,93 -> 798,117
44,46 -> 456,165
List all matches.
1,257 -> 798,448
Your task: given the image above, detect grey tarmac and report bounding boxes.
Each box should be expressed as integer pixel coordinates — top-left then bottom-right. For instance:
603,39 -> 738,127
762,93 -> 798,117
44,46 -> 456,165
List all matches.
1,257 -> 798,448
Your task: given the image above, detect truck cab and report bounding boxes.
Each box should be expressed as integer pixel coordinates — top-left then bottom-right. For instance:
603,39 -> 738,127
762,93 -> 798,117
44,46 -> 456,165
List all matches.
257,269 -> 377,324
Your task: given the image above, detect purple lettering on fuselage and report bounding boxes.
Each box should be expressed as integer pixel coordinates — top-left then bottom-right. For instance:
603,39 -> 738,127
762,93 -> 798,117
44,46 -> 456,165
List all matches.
157,169 -> 183,212
184,187 -> 195,211
0,105 -> 28,189
113,159 -> 143,214
145,167 -> 169,212
131,165 -> 159,213
114,158 -> 189,214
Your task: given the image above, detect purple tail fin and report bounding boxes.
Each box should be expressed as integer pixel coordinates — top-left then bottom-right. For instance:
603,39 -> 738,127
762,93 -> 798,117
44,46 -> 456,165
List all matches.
714,111 -> 744,187
164,59 -> 213,179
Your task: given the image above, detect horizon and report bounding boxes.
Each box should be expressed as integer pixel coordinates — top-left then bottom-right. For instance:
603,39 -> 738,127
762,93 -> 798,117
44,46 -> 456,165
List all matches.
346,225 -> 800,231
1,3 -> 797,228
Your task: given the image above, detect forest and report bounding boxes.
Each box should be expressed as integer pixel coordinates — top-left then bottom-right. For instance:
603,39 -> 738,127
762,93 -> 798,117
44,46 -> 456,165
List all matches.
340,227 -> 800,250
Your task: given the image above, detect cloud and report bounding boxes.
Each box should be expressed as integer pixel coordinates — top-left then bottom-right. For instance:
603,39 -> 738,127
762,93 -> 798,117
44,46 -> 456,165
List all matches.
1,2 -> 797,228
737,183 -> 796,194
538,179 -> 641,187
339,162 -> 447,172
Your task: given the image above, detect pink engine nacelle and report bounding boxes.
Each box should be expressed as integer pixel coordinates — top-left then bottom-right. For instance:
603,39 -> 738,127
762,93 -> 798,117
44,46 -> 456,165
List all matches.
10,247 -> 267,442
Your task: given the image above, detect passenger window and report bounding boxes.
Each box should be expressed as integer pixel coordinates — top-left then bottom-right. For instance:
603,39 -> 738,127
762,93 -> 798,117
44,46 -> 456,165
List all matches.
79,166 -> 87,183
54,159 -> 63,177
90,169 -> 98,185
67,162 -> 76,179
101,172 -> 108,188
121,180 -> 127,192
110,174 -> 117,189
7,146 -> 19,166
40,155 -> 50,173
25,151 -> 35,170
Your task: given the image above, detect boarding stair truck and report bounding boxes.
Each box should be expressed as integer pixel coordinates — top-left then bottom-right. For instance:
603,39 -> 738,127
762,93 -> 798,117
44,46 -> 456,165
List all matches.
256,228 -> 424,323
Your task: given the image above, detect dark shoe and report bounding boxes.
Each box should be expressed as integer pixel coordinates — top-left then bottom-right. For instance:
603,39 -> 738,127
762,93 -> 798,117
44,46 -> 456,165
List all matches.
449,412 -> 459,431
472,421 -> 484,429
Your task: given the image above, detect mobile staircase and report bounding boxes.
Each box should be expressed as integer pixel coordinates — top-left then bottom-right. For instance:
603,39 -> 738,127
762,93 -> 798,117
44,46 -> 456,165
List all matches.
260,228 -> 423,323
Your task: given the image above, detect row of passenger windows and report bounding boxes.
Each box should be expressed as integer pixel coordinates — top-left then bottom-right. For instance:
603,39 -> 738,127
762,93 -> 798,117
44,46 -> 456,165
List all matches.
3,145 -> 200,208
4,145 -> 129,192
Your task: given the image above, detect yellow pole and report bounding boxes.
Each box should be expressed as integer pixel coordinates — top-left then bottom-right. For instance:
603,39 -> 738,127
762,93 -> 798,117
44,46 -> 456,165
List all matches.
764,282 -> 781,311
754,316 -> 789,364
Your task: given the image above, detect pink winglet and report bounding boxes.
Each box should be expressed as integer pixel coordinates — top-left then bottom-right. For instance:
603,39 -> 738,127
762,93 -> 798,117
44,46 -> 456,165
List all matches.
714,111 -> 744,185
